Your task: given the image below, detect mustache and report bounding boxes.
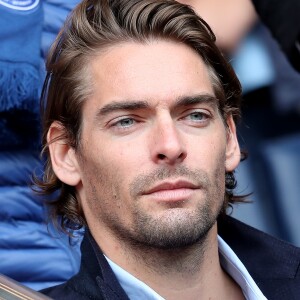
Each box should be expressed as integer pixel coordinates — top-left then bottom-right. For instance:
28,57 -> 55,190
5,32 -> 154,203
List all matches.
130,165 -> 210,196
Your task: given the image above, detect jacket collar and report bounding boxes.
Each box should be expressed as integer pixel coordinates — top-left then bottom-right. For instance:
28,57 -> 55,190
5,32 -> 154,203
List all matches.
71,216 -> 300,299
218,215 -> 300,280
68,230 -> 129,300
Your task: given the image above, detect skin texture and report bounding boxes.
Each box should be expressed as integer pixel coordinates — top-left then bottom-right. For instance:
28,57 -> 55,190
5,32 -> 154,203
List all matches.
48,40 -> 242,299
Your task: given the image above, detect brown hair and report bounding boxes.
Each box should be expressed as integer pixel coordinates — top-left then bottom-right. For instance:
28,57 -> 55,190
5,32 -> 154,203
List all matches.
34,0 -> 245,233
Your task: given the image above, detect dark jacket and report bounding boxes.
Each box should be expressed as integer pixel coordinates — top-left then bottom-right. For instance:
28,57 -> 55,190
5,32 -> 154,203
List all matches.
41,216 -> 300,300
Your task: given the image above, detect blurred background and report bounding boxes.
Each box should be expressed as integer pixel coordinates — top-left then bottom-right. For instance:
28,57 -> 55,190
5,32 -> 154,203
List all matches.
0,0 -> 299,291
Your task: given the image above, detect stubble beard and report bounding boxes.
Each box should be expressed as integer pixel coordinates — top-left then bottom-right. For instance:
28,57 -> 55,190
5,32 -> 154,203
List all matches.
103,165 -> 225,251
85,162 -> 226,273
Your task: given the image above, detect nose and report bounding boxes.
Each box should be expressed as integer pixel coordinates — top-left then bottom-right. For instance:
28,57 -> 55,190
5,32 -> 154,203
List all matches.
150,117 -> 187,165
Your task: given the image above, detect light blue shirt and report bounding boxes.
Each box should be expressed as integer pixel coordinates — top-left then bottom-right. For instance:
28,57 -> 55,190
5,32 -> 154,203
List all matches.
106,236 -> 267,300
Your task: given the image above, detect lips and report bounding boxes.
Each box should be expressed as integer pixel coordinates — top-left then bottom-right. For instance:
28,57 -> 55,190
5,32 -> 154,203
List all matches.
143,181 -> 200,195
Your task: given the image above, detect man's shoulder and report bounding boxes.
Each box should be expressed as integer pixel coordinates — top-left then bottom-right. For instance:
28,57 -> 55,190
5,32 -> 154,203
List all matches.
218,215 -> 300,299
40,279 -> 95,300
40,265 -> 127,300
218,214 -> 300,274
39,232 -> 129,300
40,266 -> 104,300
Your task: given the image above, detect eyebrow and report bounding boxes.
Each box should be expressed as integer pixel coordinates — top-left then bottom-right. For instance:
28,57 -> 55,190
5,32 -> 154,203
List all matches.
97,93 -> 218,117
174,94 -> 218,109
97,101 -> 150,117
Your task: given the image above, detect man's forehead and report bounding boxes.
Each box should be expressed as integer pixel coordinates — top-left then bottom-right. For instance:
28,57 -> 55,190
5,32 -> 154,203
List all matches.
89,40 -> 208,79
87,40 -> 215,111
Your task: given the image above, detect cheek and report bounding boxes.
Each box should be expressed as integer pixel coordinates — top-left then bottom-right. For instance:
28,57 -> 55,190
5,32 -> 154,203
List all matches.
190,134 -> 227,169
189,133 -> 227,193
104,139 -> 147,179
206,149 -> 227,209
81,131 -> 145,193
79,145 -> 136,204
77,156 -> 127,228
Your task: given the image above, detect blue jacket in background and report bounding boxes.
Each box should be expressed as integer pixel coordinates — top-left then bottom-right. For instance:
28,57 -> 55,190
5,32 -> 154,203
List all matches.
0,0 -> 81,291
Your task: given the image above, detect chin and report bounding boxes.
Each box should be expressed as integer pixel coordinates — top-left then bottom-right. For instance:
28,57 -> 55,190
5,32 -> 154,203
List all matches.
132,207 -> 217,250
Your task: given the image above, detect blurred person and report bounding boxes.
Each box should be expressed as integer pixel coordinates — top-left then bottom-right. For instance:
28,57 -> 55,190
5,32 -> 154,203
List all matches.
251,0 -> 300,72
179,0 -> 258,54
0,0 -> 81,290
180,0 -> 300,72
35,0 -> 300,299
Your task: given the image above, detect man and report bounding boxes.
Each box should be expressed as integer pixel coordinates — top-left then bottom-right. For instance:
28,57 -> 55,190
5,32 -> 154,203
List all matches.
36,0 -> 300,299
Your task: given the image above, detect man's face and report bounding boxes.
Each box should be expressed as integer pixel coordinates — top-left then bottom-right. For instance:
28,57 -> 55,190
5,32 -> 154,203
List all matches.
67,41 -> 240,250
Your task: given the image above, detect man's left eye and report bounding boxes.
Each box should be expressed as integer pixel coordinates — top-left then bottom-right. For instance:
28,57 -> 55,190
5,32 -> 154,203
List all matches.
184,111 -> 209,122
188,112 -> 206,120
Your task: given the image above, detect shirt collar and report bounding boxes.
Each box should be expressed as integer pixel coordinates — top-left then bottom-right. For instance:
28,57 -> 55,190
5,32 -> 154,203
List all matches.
105,235 -> 267,300
218,235 -> 267,300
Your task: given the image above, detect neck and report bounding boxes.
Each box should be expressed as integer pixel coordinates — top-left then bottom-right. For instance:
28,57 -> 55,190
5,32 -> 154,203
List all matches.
92,224 -> 245,300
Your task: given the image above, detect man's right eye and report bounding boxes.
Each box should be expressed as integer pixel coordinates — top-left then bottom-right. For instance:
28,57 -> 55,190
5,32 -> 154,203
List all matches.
116,118 -> 135,127
109,117 -> 138,130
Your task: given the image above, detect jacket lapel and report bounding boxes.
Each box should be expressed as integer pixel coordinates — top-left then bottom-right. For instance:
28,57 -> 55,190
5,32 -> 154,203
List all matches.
218,215 -> 300,299
73,230 -> 129,300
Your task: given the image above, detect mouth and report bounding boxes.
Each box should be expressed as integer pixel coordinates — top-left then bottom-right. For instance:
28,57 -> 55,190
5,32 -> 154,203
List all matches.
142,180 -> 200,202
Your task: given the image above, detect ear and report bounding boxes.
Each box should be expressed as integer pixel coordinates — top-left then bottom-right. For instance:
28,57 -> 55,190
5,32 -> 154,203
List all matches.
225,115 -> 241,172
47,122 -> 81,186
